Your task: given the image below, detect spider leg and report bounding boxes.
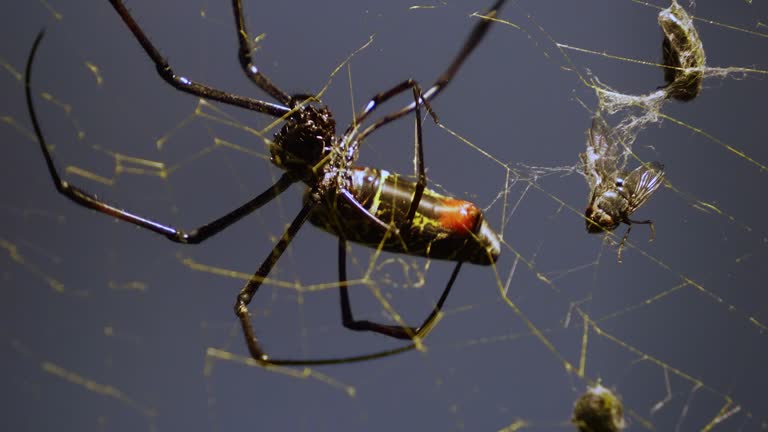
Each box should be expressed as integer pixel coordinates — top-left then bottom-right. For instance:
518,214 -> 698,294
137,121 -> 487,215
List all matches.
26,31 -> 298,244
404,86 -> 428,227
345,79 -> 439,140
338,236 -> 462,341
234,193 -> 318,363
109,0 -> 290,118
423,0 -> 506,101
230,0 -> 292,106
333,86 -> 461,338
232,203 -> 461,365
232,193 -> 418,366
352,0 -> 506,142
339,189 -> 393,233
343,81 -> 435,229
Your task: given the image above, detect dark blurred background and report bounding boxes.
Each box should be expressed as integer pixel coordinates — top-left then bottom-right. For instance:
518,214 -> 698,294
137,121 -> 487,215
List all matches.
2,1 -> 767,430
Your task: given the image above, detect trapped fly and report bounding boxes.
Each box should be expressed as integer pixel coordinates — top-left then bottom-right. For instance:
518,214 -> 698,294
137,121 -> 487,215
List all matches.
580,116 -> 665,262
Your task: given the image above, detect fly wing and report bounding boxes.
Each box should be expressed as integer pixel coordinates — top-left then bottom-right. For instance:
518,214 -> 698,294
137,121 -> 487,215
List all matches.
581,116 -> 619,189
623,161 -> 665,213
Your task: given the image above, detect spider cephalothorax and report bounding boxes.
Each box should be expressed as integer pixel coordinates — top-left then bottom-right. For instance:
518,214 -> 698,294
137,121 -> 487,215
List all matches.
271,103 -> 336,176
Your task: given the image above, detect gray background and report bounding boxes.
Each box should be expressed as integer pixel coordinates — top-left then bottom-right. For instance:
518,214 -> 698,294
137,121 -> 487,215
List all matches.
2,1 -> 767,431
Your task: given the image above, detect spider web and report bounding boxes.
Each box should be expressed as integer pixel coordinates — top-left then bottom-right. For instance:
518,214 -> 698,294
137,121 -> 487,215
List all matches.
2,0 -> 767,430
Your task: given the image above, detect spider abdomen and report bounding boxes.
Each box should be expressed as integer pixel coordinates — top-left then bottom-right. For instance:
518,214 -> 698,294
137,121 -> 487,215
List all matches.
308,167 -> 500,266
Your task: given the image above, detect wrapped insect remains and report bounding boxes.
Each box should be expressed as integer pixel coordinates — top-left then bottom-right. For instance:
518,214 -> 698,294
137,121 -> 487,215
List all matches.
658,0 -> 706,101
572,384 -> 626,432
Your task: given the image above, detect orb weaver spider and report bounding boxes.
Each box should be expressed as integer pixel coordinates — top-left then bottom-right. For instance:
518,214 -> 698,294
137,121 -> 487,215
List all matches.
26,0 -> 505,366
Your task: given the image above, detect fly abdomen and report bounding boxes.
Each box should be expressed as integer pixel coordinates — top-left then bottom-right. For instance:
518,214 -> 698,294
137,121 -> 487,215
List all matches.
308,167 -> 500,265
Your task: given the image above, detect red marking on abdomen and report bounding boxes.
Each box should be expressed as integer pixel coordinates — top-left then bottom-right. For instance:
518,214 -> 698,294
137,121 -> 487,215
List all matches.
438,198 -> 480,233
